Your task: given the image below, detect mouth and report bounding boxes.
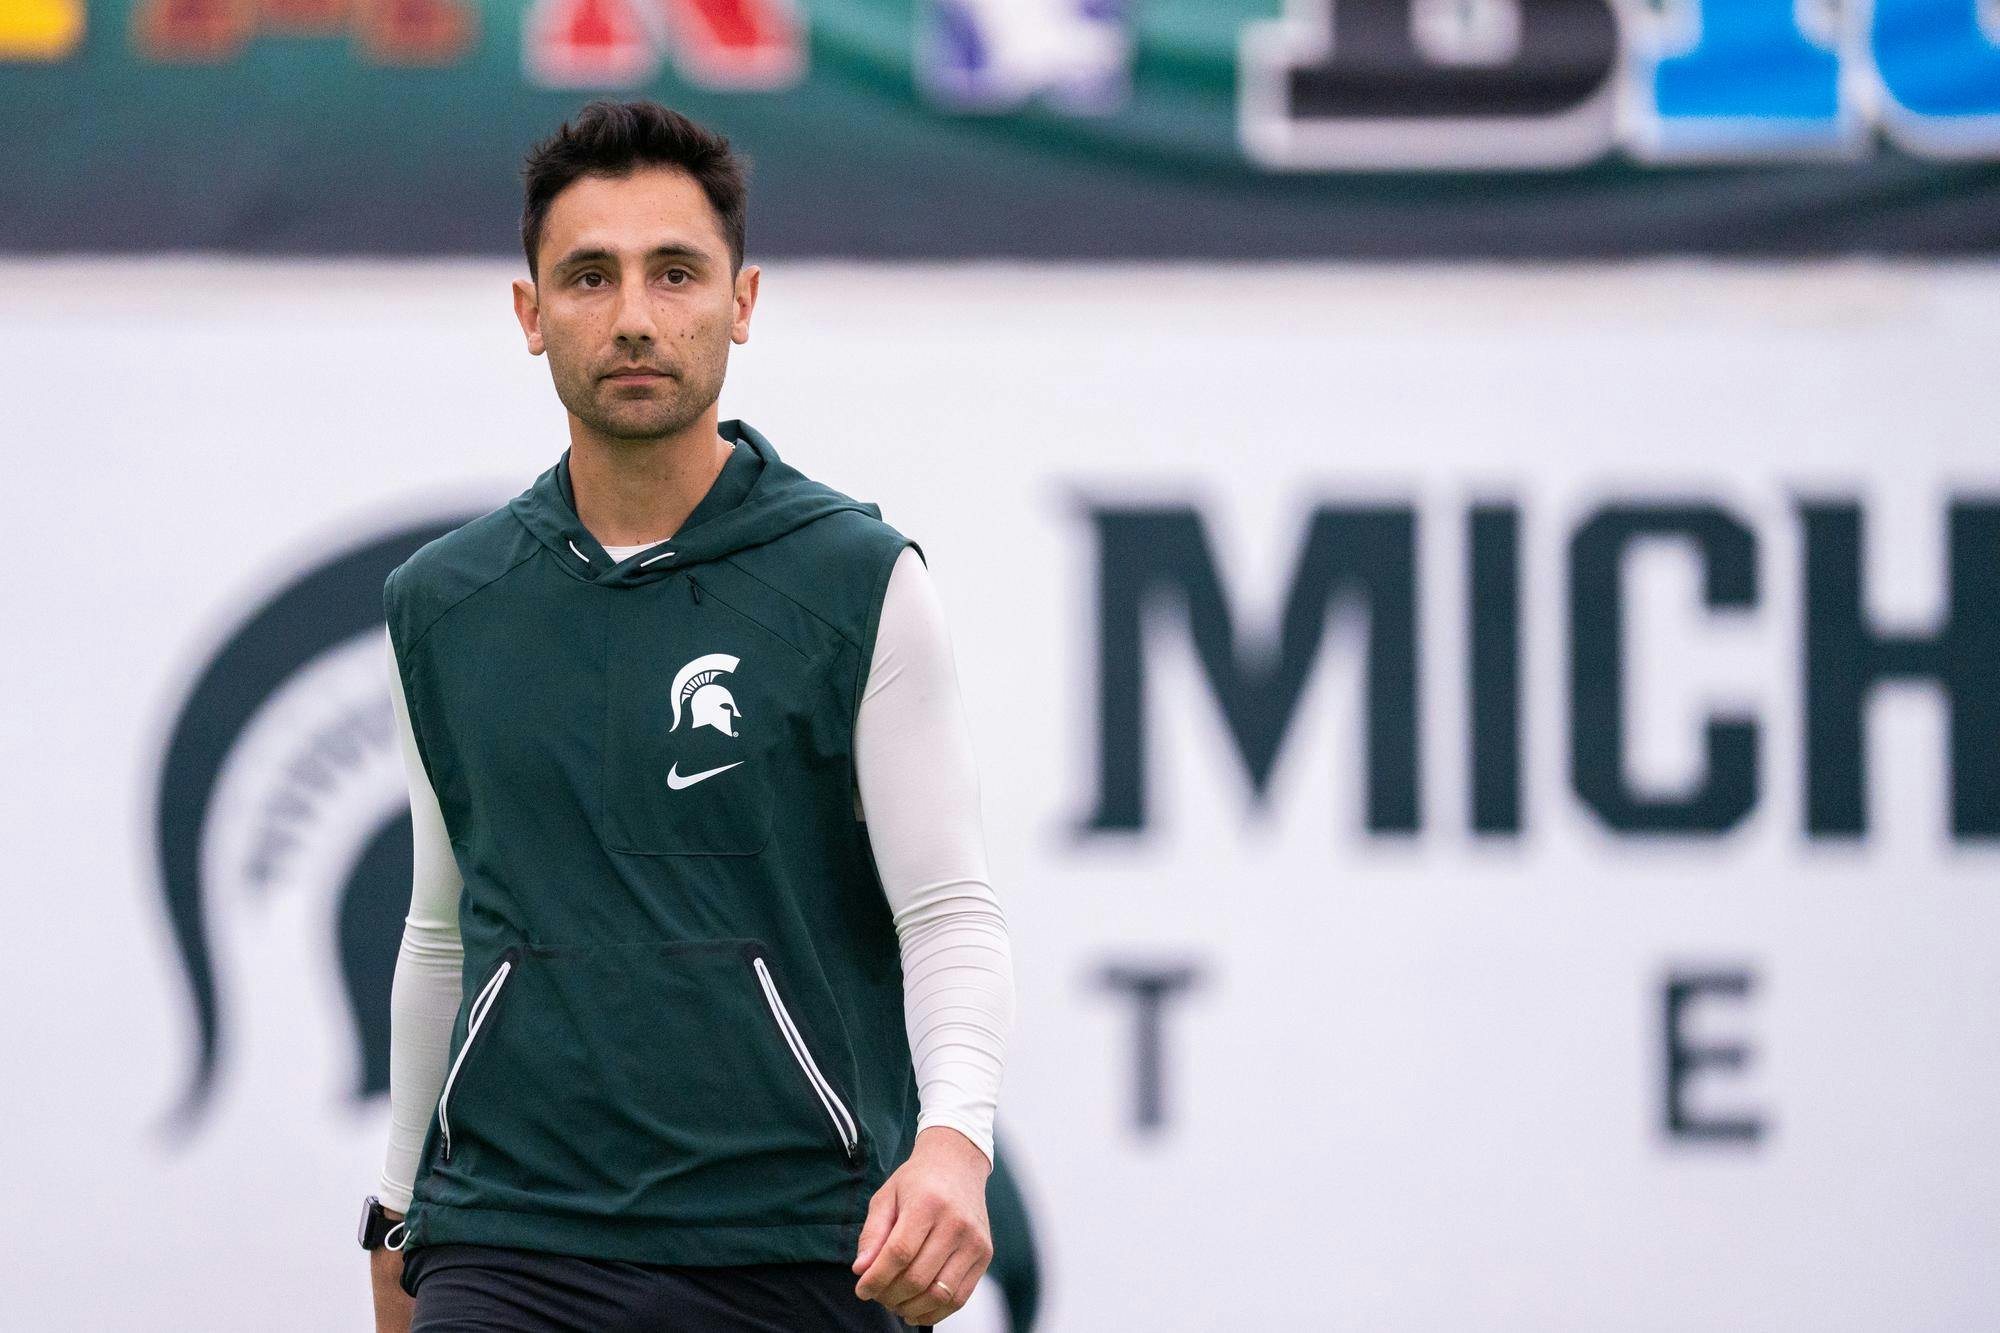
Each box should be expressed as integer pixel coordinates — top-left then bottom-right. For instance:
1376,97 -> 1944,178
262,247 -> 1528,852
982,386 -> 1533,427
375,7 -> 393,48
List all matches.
604,368 -> 671,383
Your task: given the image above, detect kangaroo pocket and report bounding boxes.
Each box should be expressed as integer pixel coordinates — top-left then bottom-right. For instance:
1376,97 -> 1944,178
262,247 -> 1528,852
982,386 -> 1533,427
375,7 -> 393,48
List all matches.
422,939 -> 865,1228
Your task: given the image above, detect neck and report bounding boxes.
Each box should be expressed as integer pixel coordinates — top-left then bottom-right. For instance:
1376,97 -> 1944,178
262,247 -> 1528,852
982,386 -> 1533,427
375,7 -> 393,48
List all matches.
567,405 -> 731,547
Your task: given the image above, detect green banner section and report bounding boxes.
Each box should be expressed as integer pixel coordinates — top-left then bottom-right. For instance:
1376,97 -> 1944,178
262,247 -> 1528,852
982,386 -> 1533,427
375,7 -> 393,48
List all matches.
5,0 -> 1998,256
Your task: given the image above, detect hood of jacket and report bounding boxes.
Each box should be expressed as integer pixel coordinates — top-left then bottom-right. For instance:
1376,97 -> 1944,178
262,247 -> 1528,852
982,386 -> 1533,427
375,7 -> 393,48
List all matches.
508,418 -> 880,588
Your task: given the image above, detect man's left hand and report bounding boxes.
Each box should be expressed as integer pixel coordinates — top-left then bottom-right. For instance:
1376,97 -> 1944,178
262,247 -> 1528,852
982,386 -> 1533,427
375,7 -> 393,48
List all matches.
852,1125 -> 994,1324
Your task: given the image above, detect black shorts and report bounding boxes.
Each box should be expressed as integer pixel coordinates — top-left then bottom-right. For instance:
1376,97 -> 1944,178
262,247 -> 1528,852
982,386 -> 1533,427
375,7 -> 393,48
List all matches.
405,1242 -> 934,1333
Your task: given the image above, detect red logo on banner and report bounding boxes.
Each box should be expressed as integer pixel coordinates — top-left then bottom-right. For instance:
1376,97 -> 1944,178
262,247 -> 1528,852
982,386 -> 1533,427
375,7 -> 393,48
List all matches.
526,0 -> 660,87
133,0 -> 255,61
664,0 -> 804,88
356,0 -> 475,65
133,0 -> 473,63
524,0 -> 806,90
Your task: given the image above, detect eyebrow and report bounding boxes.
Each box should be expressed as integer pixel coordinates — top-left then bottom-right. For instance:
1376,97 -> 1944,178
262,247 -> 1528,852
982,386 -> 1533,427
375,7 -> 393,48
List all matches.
550,243 -> 711,277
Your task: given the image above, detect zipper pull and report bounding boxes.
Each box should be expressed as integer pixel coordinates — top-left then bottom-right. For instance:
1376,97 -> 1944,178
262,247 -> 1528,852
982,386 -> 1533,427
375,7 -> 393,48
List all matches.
689,575 -> 702,604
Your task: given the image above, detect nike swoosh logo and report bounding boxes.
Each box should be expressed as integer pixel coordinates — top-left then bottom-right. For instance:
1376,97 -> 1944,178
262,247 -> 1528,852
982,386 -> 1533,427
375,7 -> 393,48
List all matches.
667,760 -> 745,790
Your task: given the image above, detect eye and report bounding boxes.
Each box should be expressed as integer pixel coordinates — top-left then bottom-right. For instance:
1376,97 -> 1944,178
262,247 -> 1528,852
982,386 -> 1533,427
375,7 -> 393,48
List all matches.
664,268 -> 691,285
575,271 -> 605,288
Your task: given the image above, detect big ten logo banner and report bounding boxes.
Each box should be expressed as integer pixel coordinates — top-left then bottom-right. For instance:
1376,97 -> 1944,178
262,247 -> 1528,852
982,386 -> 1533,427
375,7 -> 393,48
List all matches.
1239,0 -> 2000,166
4,1 -> 1995,261
932,0 -> 2000,162
12,0 -> 1996,165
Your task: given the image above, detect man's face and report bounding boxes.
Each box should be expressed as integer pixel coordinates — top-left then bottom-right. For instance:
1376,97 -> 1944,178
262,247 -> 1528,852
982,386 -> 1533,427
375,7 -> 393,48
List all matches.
513,165 -> 757,443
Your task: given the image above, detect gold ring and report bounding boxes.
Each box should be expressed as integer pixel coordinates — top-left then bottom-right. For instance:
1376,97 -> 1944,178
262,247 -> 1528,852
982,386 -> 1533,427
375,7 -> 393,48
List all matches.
931,1279 -> 954,1300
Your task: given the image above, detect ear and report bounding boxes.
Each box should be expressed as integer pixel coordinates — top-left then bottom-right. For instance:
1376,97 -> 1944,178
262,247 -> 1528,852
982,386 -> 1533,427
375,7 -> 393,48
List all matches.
731,264 -> 760,346
512,277 -> 545,356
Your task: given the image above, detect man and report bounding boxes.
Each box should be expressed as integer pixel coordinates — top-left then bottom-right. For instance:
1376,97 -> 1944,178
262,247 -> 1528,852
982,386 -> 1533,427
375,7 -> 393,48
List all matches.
360,100 -> 1017,1332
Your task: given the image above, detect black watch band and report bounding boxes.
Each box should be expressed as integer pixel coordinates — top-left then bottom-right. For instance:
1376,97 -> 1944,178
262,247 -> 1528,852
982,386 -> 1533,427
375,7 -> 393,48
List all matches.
357,1194 -> 409,1251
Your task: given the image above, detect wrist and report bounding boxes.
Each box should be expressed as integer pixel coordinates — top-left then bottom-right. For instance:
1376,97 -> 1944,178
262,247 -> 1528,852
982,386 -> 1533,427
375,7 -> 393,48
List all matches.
915,1123 -> 993,1172
358,1193 -> 411,1250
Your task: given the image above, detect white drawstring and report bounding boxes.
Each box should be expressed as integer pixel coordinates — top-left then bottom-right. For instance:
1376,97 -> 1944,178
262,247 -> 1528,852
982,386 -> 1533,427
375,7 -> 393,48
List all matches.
639,549 -> 677,567
384,1220 -> 408,1251
567,539 -> 590,563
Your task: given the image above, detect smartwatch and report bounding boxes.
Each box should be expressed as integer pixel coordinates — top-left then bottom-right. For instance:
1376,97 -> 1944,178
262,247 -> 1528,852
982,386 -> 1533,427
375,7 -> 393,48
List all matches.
357,1194 -> 409,1251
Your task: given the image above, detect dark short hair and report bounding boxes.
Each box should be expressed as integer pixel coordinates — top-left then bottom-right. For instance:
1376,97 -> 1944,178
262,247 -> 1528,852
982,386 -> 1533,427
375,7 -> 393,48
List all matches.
520,100 -> 749,283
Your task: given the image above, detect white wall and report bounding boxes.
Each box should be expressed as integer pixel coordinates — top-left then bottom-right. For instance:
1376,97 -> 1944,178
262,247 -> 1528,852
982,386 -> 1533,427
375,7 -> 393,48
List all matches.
3,258 -> 1996,1331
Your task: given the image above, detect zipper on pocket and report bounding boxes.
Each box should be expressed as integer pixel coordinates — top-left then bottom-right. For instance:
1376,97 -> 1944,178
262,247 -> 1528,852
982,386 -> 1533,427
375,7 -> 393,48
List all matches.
751,955 -> 861,1163
437,954 -> 514,1162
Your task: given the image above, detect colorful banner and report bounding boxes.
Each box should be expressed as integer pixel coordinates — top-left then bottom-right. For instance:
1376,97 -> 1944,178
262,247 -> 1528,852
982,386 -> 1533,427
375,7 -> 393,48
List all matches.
5,0 -> 2000,256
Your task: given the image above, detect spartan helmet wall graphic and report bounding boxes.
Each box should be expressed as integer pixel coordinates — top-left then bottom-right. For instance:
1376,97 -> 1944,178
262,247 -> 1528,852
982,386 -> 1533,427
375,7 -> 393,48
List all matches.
669,652 -> 744,737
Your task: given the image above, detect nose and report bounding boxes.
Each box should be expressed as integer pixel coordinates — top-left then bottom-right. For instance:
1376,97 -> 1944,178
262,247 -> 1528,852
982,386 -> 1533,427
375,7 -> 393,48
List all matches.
611,270 -> 658,347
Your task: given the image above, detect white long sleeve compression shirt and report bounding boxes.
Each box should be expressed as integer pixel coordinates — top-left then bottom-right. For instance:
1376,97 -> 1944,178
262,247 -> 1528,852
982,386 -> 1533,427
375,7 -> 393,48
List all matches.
376,544 -> 1015,1212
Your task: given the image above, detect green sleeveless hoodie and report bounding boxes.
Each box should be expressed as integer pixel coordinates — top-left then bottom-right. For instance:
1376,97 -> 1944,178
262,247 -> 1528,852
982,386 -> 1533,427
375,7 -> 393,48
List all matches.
384,419 -> 925,1283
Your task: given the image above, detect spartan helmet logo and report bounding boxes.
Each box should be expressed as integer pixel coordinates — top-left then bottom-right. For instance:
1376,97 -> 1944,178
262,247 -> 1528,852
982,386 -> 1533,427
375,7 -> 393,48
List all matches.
669,652 -> 743,737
